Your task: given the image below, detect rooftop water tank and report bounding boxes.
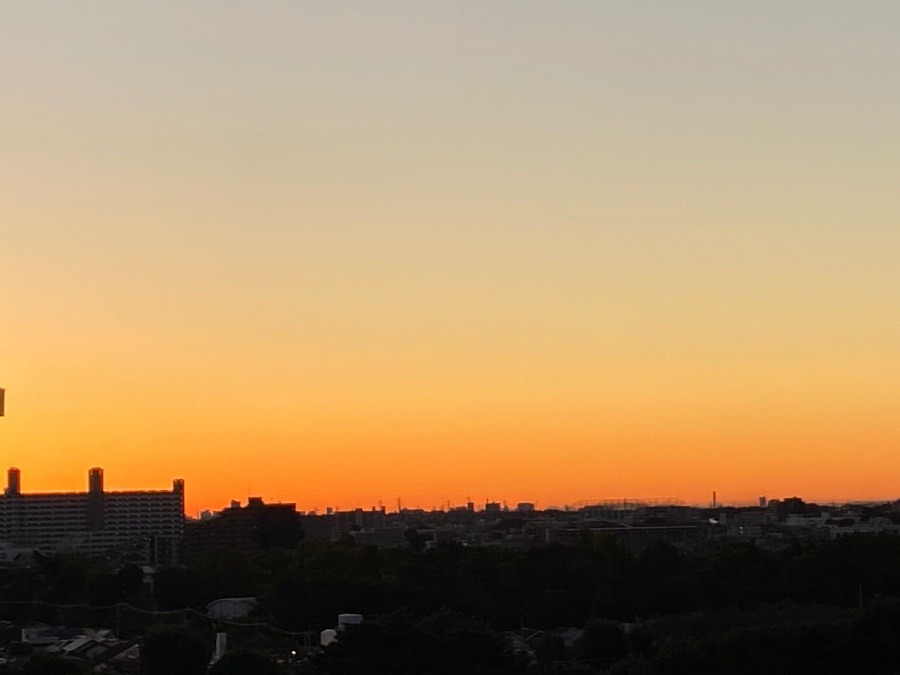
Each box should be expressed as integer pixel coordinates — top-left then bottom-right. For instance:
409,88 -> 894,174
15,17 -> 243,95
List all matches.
320,629 -> 337,647
337,613 -> 364,630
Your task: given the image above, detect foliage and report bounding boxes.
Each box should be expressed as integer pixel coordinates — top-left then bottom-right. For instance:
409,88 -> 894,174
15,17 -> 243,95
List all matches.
140,626 -> 210,675
6,533 -> 900,672
301,610 -> 525,675
209,648 -> 286,675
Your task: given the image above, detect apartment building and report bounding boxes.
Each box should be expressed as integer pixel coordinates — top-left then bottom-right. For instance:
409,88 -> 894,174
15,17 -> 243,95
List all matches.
0,467 -> 184,564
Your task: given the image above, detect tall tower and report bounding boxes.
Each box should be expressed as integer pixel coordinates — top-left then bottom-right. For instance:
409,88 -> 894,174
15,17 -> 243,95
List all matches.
87,467 -> 105,530
6,467 -> 20,496
173,479 -> 185,518
89,467 -> 104,493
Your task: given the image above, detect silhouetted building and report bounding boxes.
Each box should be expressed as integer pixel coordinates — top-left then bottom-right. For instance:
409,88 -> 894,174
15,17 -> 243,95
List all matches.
297,507 -> 387,542
0,467 -> 184,564
769,496 -> 821,521
184,497 -> 302,560
298,513 -> 337,540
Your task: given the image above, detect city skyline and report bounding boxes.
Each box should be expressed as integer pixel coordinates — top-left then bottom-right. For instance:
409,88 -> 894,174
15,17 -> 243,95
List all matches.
0,461 -> 896,518
3,3 -> 899,515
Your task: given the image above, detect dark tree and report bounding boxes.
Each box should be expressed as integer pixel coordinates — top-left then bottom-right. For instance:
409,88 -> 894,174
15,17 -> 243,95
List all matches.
575,619 -> 630,662
209,649 -> 286,675
153,567 -> 203,610
306,611 -> 525,674
141,626 -> 209,675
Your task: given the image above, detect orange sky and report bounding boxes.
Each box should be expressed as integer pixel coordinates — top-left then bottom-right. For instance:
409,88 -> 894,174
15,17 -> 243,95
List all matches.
2,3 -> 899,515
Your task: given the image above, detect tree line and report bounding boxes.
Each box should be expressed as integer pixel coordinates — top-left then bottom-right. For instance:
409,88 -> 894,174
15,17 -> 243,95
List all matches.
3,532 -> 900,672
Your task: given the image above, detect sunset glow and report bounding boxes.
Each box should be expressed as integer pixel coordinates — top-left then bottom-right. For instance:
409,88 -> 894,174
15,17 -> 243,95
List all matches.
3,3 -> 899,515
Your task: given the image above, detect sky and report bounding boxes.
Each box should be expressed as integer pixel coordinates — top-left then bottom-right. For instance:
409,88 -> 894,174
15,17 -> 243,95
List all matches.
2,2 -> 899,515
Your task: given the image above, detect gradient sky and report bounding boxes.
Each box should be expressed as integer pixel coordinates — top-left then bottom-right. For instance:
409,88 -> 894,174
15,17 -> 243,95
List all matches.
2,2 -> 899,515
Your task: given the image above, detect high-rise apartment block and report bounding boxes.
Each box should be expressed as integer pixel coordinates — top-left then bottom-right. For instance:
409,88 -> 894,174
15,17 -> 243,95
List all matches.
0,467 -> 184,564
